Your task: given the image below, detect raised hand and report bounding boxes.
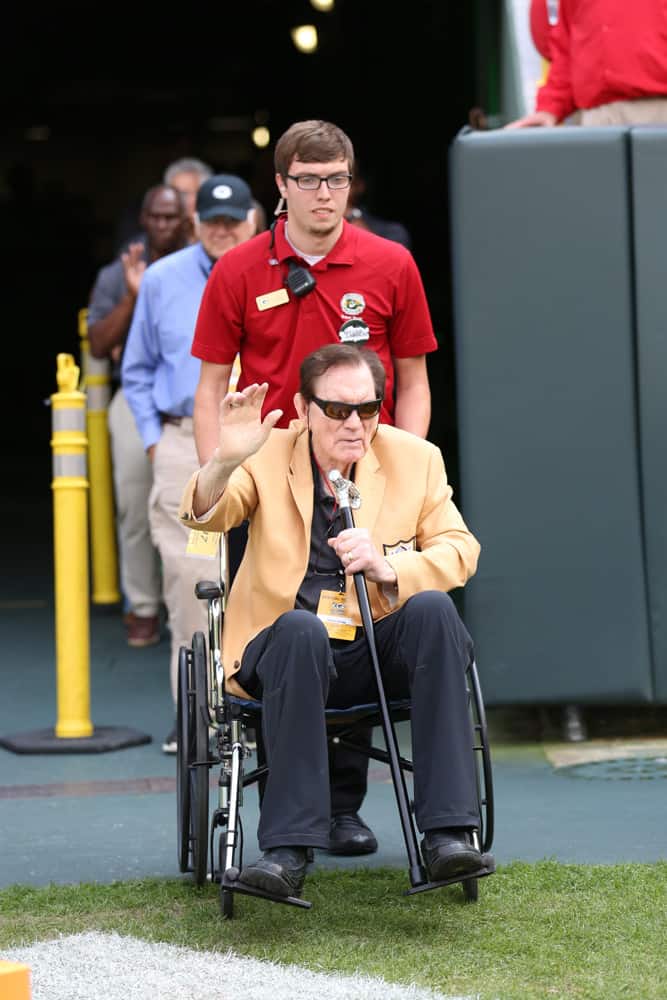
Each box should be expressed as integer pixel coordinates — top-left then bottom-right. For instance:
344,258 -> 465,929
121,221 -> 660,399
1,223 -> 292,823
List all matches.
214,382 -> 283,469
192,383 -> 282,517
121,242 -> 147,298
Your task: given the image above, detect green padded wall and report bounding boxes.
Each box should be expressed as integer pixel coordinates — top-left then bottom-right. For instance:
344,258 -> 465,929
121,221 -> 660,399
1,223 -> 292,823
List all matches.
449,127 -> 652,705
631,127 -> 667,703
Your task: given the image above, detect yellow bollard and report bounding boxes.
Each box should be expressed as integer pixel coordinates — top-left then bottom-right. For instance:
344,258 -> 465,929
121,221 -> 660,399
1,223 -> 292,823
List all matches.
51,353 -> 93,739
78,308 -> 120,604
0,961 -> 31,999
0,351 -> 152,752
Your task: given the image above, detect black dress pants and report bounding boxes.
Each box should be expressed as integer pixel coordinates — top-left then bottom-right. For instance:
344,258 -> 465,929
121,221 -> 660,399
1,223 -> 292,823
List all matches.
228,523 -> 368,815
328,727 -> 372,817
237,591 -> 479,850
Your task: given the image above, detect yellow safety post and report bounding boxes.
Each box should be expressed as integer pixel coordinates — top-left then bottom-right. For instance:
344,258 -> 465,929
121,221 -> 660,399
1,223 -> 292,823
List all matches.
78,307 -> 120,604
51,353 -> 93,739
0,352 -> 153,753
0,962 -> 31,1000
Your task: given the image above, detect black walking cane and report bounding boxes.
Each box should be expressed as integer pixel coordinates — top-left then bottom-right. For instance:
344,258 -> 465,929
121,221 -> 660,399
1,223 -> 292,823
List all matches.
329,470 -> 427,888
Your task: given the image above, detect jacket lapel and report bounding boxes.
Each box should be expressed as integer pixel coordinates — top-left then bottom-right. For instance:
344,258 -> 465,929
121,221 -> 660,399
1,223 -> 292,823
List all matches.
287,423 -> 314,552
354,440 -> 385,533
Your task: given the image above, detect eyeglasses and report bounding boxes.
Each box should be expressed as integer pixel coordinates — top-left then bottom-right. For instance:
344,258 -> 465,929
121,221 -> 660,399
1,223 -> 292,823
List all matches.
286,173 -> 353,191
311,397 -> 383,420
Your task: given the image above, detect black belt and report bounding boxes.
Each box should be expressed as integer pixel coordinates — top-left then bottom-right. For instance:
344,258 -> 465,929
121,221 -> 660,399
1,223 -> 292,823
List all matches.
160,414 -> 184,426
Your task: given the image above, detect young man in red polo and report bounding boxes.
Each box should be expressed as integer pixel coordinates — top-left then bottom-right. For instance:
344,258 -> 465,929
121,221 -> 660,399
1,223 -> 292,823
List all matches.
191,119 -> 438,857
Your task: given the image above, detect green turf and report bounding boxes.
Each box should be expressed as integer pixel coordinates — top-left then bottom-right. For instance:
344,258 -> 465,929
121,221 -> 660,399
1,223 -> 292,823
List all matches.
2,862 -> 666,999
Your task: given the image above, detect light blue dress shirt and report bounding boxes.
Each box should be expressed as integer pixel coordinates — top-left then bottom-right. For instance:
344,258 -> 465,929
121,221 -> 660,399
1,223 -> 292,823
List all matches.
122,242 -> 212,450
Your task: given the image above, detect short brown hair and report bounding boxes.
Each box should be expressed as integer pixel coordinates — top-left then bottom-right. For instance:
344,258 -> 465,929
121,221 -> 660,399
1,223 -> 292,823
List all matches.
274,120 -> 354,178
299,344 -> 386,401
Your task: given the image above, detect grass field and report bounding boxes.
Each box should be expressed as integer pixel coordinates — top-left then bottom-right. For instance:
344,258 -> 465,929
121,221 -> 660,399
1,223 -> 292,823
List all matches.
2,861 -> 667,999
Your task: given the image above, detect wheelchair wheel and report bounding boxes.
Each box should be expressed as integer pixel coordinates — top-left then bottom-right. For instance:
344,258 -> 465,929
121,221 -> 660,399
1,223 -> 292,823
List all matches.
190,631 -> 210,887
467,660 -> 495,853
176,646 -> 192,873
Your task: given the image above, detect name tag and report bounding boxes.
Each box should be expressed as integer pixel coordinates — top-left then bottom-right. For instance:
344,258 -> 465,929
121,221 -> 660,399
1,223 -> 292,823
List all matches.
256,288 -> 289,311
317,589 -> 357,641
186,529 -> 221,559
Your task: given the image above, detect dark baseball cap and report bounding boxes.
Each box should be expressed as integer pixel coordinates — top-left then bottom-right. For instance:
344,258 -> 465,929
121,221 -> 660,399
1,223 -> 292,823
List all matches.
196,174 -> 253,222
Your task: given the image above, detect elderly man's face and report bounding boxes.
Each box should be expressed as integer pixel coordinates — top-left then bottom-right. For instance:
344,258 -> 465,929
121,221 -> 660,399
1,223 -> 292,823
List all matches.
199,214 -> 256,261
296,362 -> 380,475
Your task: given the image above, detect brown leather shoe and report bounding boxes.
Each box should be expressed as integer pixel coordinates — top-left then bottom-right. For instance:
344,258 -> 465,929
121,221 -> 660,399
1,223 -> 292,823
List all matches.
124,612 -> 160,648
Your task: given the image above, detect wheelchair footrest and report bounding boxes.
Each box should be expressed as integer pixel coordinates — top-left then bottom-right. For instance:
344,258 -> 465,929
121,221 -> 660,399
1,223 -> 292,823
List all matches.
221,870 -> 312,909
404,852 -> 496,896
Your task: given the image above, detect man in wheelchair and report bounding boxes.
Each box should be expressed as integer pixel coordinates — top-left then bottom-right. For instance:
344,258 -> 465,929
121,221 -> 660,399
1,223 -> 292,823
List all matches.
179,343 -> 483,899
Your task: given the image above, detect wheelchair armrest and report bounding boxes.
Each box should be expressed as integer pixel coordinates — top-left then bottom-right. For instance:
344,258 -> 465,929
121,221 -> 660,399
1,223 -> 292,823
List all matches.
195,580 -> 223,601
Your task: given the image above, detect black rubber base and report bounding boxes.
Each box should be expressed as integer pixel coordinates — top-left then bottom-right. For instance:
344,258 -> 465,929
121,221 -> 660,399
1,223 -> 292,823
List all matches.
0,726 -> 152,754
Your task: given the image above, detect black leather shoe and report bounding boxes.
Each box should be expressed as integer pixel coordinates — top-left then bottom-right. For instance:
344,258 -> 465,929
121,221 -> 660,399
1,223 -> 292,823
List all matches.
239,847 -> 308,898
328,813 -> 378,855
421,828 -> 482,882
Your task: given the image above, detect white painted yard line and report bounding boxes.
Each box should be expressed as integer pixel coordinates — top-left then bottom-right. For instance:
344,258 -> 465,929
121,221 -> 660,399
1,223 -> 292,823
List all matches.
6,932 -> 478,1000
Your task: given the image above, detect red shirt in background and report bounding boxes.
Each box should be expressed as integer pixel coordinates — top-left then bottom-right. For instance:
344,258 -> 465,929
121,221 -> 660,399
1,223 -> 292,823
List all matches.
530,0 -> 555,62
536,0 -> 667,122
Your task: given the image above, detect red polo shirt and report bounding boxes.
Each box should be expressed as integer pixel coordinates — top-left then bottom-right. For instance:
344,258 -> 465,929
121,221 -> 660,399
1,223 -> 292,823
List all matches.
536,0 -> 667,122
191,217 -> 437,427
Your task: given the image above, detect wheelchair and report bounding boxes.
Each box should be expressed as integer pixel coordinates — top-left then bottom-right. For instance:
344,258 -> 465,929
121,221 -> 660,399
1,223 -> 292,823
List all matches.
177,521 -> 495,919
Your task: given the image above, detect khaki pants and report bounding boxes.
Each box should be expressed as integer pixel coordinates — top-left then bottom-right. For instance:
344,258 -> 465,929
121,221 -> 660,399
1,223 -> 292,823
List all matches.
573,97 -> 667,126
149,419 -> 210,703
108,388 -> 161,616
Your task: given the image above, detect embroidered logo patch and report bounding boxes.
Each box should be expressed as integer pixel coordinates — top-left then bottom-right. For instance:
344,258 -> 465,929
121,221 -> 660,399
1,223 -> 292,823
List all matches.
340,292 -> 366,316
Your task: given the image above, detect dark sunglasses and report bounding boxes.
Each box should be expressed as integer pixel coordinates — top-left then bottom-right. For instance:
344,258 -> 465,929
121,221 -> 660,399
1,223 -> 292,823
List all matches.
310,396 -> 383,421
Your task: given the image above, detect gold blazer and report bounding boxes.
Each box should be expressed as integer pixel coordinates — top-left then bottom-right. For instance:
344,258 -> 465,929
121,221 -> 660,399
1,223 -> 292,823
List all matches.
179,421 -> 480,698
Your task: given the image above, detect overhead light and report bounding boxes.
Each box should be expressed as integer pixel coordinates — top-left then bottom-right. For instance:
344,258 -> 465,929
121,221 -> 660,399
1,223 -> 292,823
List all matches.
291,24 -> 318,53
25,125 -> 51,142
310,0 -> 334,9
252,126 -> 271,149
